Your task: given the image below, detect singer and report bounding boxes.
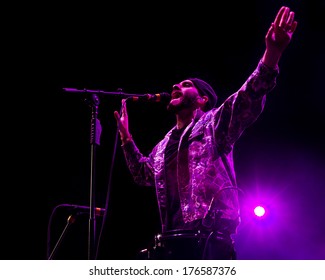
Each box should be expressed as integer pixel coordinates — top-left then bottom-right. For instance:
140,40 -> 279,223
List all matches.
114,6 -> 297,260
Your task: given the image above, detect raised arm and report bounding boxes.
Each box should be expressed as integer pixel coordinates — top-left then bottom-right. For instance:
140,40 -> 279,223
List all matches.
262,6 -> 298,69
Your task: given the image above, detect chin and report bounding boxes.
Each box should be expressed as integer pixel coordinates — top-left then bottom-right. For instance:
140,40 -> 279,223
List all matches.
167,103 -> 177,113
167,103 -> 188,114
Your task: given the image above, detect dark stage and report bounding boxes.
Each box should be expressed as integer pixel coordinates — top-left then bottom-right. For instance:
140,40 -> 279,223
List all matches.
3,0 -> 325,260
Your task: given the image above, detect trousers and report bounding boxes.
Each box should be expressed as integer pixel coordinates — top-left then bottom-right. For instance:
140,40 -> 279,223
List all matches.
137,229 -> 236,260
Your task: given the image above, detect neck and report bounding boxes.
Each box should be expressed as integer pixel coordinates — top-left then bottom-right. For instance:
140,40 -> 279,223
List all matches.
175,108 -> 203,129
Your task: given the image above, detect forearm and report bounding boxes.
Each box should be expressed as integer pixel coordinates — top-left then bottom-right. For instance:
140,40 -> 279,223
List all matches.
217,60 -> 278,147
261,49 -> 282,69
121,140 -> 155,186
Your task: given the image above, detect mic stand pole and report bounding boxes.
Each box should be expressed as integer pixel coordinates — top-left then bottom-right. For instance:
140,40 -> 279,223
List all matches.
84,93 -> 101,260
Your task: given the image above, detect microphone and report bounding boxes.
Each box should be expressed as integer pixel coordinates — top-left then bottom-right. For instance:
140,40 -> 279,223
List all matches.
60,204 -> 106,217
62,88 -> 171,103
129,92 -> 171,103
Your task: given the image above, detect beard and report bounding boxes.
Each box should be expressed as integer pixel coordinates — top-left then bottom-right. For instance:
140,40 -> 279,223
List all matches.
167,96 -> 197,113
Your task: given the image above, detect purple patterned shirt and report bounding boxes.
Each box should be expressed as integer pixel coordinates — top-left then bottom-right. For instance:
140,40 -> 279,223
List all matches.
122,60 -> 279,233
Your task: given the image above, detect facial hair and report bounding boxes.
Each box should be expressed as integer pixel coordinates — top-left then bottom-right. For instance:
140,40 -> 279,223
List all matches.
167,95 -> 197,113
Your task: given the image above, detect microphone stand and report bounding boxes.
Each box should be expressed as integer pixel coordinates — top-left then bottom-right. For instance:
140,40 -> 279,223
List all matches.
61,87 -> 170,259
85,93 -> 101,260
62,88 -> 127,260
63,87 -> 143,98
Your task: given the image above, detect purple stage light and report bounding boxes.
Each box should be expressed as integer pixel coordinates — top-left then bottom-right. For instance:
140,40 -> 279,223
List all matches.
254,205 -> 266,217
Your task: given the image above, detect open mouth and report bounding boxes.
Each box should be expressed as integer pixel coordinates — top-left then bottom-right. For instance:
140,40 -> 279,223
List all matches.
171,91 -> 182,99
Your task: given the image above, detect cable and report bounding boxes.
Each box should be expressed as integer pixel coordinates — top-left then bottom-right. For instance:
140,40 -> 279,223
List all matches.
201,186 -> 244,260
94,103 -> 123,259
46,204 -> 71,259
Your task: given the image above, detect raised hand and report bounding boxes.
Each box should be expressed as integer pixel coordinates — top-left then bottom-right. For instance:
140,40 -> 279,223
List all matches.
262,6 -> 298,68
114,99 -> 132,143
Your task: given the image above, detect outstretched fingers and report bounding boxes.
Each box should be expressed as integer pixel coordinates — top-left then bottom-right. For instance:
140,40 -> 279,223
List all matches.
121,99 -> 127,117
274,6 -> 286,27
288,14 -> 298,33
114,99 -> 128,126
275,6 -> 297,33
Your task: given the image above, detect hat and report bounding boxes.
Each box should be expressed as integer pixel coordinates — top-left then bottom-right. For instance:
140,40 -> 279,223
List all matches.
189,78 -> 218,111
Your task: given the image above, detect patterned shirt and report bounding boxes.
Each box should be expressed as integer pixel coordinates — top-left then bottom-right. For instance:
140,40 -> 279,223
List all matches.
122,60 -> 279,234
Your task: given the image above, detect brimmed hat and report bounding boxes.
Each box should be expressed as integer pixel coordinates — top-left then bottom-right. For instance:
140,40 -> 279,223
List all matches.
189,78 -> 218,111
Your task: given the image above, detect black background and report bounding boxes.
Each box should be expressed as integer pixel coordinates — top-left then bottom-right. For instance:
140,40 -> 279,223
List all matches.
3,0 -> 325,260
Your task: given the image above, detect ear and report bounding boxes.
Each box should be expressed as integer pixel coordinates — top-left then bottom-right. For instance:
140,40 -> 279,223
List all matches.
197,96 -> 208,108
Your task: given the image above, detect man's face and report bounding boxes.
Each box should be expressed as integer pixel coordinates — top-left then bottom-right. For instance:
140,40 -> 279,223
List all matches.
167,80 -> 201,113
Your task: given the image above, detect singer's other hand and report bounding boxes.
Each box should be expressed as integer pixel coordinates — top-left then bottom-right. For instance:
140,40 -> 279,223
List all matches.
114,99 -> 133,145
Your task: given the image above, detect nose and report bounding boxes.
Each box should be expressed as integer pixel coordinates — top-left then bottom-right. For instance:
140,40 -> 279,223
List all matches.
172,83 -> 181,90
